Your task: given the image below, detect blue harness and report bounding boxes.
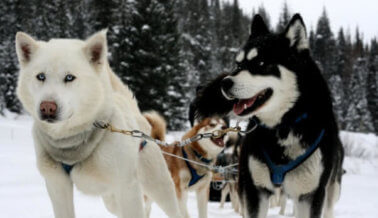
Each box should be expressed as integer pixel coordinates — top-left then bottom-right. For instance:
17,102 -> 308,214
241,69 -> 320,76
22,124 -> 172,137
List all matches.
61,163 -> 74,174
260,113 -> 325,186
182,147 -> 212,187
191,148 -> 213,164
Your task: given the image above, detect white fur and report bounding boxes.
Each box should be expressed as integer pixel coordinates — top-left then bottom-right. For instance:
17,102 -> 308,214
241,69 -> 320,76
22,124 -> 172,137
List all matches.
235,50 -> 245,63
246,48 -> 258,60
248,132 -> 324,217
226,66 -> 300,127
286,20 -> 309,50
196,120 -> 227,157
16,31 -> 182,218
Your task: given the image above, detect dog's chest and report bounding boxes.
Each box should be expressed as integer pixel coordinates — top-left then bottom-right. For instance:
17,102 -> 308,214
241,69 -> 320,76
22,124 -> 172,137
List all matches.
70,134 -> 140,195
179,168 -> 212,191
70,150 -> 115,195
249,132 -> 323,197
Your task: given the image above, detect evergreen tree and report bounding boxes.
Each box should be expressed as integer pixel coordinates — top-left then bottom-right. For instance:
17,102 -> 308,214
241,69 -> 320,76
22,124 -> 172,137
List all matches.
313,9 -> 337,81
332,28 -> 351,128
123,0 -> 186,129
352,27 -> 365,58
367,38 -> 378,133
66,0 -> 87,38
309,28 -> 316,52
276,1 -> 291,32
345,59 -> 374,132
208,0 -> 222,74
0,0 -> 24,113
231,0 -> 242,44
87,0 -> 119,31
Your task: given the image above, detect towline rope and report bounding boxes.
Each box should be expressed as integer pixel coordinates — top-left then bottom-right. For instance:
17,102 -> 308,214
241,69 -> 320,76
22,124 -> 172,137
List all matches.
93,119 -> 258,179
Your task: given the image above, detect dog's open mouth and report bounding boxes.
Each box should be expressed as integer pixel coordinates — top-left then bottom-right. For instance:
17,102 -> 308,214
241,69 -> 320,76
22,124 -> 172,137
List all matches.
233,88 -> 273,116
211,136 -> 225,147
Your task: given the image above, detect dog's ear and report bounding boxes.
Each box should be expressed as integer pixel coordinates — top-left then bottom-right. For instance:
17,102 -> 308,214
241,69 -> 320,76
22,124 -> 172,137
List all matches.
83,29 -> 108,70
15,32 -> 39,67
193,74 -> 235,121
284,14 -> 309,51
250,14 -> 269,38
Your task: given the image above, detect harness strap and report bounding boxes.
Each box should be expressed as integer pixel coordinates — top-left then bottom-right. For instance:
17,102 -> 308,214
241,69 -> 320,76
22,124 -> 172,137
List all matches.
191,148 -> 213,164
61,163 -> 74,175
139,140 -> 148,151
182,147 -> 205,187
262,129 -> 325,186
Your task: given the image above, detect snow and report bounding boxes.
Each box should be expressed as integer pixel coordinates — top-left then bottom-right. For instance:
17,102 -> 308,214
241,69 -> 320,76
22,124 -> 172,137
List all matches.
1,115 -> 378,218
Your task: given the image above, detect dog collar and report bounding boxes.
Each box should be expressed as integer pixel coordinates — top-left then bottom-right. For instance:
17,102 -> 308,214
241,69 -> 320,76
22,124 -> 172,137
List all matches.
182,147 -> 205,187
191,148 -> 213,164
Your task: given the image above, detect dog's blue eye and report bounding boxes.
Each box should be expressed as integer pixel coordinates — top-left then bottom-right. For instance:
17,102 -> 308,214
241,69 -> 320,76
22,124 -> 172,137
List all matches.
36,73 -> 46,81
259,61 -> 264,66
64,74 -> 76,82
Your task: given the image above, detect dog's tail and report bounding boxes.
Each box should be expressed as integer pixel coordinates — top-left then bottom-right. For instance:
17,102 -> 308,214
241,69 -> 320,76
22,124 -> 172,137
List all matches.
143,111 -> 166,142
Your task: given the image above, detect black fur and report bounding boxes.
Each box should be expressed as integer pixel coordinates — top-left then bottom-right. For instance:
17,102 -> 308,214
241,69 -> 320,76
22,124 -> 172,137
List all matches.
193,73 -> 236,121
193,14 -> 344,217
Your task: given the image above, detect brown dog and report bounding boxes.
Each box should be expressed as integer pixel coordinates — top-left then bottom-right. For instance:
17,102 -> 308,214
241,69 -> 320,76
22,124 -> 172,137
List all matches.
144,113 -> 228,218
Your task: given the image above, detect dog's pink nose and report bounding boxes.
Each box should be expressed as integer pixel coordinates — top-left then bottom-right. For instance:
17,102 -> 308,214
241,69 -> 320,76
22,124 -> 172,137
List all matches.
40,101 -> 57,117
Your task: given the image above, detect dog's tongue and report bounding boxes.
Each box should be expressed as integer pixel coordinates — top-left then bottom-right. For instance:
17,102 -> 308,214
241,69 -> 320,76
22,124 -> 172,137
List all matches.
212,137 -> 225,147
233,97 -> 257,115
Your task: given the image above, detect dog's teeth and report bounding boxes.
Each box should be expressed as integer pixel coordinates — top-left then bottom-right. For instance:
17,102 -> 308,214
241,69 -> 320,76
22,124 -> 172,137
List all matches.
244,104 -> 247,109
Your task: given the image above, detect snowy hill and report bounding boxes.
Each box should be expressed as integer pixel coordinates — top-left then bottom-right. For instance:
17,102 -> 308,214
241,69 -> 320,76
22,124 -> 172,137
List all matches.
0,115 -> 377,218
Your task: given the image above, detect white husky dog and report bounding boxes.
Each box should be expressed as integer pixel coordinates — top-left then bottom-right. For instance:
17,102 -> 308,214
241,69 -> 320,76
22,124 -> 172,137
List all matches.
15,30 -> 183,218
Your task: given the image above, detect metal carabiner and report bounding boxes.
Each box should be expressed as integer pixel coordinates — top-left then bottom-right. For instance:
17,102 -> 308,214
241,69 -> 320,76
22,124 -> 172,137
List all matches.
211,130 -> 224,139
130,130 -> 144,138
93,121 -> 109,129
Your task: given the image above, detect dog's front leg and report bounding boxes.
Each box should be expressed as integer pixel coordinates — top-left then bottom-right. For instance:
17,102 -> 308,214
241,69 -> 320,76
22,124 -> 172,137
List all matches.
297,186 -> 326,218
36,147 -> 75,218
239,182 -> 270,218
178,190 -> 190,218
220,183 -> 230,208
115,177 -> 145,218
196,185 -> 210,218
45,172 -> 75,218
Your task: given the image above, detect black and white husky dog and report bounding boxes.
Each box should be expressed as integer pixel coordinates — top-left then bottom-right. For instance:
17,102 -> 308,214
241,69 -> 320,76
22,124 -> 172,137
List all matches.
193,14 -> 344,218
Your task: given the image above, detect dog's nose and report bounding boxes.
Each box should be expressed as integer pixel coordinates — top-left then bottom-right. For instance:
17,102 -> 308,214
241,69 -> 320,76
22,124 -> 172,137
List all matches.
40,101 -> 57,118
221,78 -> 234,92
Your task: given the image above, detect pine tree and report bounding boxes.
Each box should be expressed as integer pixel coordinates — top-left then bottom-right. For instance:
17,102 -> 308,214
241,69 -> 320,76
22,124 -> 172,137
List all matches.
332,28 -> 350,128
123,0 -> 186,129
231,0 -> 242,44
345,59 -> 374,132
309,28 -> 316,52
0,0 -> 24,113
313,9 -> 337,81
208,0 -> 222,74
352,27 -> 365,58
276,1 -> 291,32
367,38 -> 378,133
65,0 -> 87,38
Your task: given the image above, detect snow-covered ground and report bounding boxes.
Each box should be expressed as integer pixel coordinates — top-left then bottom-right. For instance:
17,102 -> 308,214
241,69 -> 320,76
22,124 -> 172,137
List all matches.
1,114 -> 377,218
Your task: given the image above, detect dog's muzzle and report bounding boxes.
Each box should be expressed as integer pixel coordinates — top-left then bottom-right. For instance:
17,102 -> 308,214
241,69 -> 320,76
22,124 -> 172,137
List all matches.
221,78 -> 235,100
